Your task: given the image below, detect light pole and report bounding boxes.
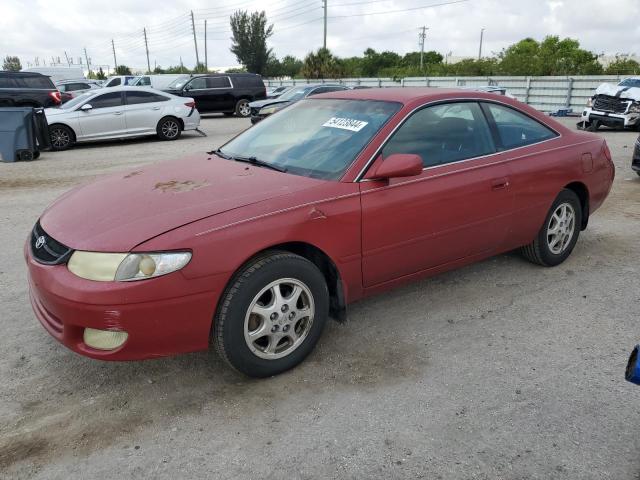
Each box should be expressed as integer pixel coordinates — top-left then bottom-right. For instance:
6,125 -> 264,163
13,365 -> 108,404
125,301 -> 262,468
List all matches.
478,28 -> 485,60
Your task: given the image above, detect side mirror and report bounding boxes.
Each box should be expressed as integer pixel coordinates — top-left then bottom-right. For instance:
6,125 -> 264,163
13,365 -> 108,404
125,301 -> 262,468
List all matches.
183,85 -> 191,92
80,104 -> 93,111
365,153 -> 423,180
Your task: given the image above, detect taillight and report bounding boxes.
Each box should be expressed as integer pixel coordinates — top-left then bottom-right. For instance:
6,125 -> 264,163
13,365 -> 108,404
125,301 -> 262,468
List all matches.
184,101 -> 196,108
49,91 -> 61,104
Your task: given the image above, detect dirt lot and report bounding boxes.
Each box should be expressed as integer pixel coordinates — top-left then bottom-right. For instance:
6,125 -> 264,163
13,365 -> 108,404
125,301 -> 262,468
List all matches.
0,115 -> 638,479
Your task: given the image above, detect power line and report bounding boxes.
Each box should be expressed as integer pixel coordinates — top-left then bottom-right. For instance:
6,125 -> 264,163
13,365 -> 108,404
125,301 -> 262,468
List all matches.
328,0 -> 469,18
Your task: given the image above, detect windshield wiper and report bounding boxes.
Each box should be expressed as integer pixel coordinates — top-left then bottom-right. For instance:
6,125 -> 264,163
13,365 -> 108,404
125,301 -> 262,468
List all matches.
211,149 -> 286,173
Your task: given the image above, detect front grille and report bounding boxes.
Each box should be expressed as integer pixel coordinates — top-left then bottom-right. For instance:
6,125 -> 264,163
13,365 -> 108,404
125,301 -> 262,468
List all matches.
593,95 -> 630,114
30,221 -> 73,265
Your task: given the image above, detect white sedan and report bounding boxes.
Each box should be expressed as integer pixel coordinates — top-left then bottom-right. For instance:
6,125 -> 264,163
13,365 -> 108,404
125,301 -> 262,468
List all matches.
45,86 -> 201,150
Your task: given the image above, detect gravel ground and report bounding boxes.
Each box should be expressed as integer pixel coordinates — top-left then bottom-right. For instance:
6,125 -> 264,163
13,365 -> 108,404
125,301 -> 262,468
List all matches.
0,115 -> 638,480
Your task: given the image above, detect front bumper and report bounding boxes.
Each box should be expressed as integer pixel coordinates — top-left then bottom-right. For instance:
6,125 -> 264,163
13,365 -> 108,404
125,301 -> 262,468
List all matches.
581,108 -> 640,129
26,243 -> 217,361
250,114 -> 266,125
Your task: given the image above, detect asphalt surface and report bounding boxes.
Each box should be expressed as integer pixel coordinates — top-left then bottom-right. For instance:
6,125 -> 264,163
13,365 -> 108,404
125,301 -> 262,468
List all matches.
0,115 -> 638,479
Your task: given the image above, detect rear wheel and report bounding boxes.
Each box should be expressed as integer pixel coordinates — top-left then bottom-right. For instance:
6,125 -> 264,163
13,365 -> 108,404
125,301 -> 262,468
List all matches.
213,251 -> 329,377
521,189 -> 582,267
49,124 -> 74,151
234,99 -> 251,118
156,117 -> 181,141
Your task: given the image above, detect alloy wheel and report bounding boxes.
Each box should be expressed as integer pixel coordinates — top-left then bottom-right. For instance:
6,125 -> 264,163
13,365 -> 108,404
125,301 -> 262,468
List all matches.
547,202 -> 575,255
243,278 -> 315,360
161,120 -> 179,138
238,102 -> 251,117
51,128 -> 70,148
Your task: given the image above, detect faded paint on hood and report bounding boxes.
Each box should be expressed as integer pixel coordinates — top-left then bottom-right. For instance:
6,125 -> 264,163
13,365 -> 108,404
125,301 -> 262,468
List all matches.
40,153 -> 326,252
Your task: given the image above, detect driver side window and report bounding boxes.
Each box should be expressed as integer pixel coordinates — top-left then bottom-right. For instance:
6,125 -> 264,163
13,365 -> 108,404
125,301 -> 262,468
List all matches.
382,102 -> 495,168
187,77 -> 207,90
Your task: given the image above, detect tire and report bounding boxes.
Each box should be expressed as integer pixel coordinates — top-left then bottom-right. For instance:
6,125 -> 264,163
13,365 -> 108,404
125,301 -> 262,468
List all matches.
521,189 -> 582,267
49,124 -> 74,151
214,251 -> 329,378
234,99 -> 251,118
156,116 -> 182,141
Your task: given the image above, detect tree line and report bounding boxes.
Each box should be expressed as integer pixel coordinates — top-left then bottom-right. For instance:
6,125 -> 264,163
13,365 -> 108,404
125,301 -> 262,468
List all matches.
226,10 -> 640,79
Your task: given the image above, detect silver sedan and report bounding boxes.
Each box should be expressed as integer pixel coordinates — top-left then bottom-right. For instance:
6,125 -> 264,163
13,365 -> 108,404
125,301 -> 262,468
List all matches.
45,86 -> 201,150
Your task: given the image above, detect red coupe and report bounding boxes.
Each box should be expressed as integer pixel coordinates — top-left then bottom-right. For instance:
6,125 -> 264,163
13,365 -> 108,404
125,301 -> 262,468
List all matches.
26,88 -> 614,377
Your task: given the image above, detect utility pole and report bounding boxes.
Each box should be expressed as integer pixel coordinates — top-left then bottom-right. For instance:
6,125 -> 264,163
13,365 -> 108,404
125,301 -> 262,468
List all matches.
204,20 -> 208,71
419,26 -> 428,70
64,51 -> 71,67
83,47 -> 91,74
143,28 -> 151,73
478,28 -> 485,60
111,39 -> 118,71
190,11 -> 200,67
322,0 -> 327,49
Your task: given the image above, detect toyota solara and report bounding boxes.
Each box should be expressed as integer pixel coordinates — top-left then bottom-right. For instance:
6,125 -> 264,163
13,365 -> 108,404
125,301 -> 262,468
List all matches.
26,88 -> 614,377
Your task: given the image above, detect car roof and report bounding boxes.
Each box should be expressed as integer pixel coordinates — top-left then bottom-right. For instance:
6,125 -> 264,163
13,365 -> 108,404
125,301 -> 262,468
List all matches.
0,70 -> 48,77
86,86 -> 168,93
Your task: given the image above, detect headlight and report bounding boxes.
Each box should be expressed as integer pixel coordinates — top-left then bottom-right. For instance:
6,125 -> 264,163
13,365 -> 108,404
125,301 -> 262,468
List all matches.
629,102 -> 640,113
68,251 -> 191,282
586,97 -> 594,108
259,105 -> 279,115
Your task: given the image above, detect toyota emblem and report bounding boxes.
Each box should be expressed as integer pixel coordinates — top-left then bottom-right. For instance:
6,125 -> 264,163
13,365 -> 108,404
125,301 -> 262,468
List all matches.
35,236 -> 46,249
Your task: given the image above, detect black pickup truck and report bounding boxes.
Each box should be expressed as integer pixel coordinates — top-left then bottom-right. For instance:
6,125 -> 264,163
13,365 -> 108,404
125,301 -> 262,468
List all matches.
0,71 -> 62,108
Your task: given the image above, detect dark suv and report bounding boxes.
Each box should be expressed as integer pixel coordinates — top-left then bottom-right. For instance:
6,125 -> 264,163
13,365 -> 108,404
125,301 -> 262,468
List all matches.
0,71 -> 61,108
163,73 -> 266,117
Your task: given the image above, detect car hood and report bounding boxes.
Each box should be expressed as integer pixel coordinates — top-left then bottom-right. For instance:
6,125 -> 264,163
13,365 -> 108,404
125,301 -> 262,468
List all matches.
248,99 -> 290,109
40,154 -> 326,252
595,83 -> 640,101
44,107 -> 72,117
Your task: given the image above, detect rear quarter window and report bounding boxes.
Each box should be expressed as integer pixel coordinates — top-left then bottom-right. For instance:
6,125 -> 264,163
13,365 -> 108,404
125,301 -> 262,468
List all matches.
23,76 -> 55,89
483,102 -> 557,150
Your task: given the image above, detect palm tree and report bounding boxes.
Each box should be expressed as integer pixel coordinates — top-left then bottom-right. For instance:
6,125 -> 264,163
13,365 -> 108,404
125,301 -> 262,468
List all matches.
301,48 -> 342,79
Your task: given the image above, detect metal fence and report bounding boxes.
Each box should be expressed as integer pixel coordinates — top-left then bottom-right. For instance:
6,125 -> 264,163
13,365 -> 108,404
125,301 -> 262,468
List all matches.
265,75 -> 629,113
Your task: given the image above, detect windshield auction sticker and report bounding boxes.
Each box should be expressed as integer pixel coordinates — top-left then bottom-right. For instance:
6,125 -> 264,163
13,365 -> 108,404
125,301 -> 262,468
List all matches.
322,117 -> 369,132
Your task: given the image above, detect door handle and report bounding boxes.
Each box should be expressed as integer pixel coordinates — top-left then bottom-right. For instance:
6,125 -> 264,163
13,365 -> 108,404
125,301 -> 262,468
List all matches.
152,106 -> 161,110
491,177 -> 509,190
113,111 -> 123,115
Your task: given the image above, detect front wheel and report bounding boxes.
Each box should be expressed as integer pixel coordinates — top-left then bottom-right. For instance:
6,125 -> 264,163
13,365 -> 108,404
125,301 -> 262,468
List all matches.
156,117 -> 181,141
49,124 -> 74,151
213,251 -> 329,377
521,189 -> 582,267
234,99 -> 251,118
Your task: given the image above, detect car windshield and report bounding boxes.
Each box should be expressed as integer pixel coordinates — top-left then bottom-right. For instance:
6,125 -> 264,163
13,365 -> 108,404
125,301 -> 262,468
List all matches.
167,75 -> 191,89
277,86 -> 316,102
619,78 -> 640,88
218,99 -> 401,180
59,91 -> 94,109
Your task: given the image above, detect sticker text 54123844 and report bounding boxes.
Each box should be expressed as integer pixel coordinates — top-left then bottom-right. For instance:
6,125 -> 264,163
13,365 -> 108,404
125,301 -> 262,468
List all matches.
322,117 -> 369,132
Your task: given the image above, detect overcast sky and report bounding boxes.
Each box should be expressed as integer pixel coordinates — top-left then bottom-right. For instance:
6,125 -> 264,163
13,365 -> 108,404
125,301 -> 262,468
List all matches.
1,0 -> 639,72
